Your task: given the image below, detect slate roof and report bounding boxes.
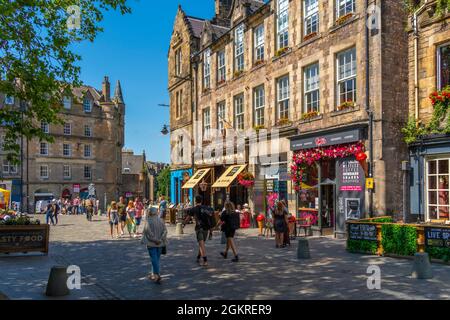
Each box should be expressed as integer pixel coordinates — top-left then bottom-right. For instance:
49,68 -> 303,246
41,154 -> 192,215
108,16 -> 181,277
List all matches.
186,16 -> 206,39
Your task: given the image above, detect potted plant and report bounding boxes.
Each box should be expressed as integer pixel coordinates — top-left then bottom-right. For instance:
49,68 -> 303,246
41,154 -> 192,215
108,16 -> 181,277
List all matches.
234,70 -> 244,78
336,12 -> 354,25
253,125 -> 266,133
254,59 -> 265,67
275,47 -> 290,57
277,117 -> 292,126
303,31 -> 318,42
337,101 -> 355,111
301,111 -> 320,121
238,172 -> 255,188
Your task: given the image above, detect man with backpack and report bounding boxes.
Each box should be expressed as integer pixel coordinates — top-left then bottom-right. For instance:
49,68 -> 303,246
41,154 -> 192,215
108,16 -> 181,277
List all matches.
219,200 -> 240,262
184,195 -> 214,267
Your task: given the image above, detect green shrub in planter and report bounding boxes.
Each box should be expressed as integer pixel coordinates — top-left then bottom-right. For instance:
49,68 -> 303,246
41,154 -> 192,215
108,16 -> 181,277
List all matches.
381,224 -> 417,256
426,247 -> 450,263
371,217 -> 393,223
347,239 -> 378,255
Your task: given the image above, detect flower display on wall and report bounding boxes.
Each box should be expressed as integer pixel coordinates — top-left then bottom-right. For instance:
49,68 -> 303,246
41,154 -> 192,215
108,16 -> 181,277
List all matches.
291,142 -> 366,192
267,192 -> 279,209
237,172 -> 255,188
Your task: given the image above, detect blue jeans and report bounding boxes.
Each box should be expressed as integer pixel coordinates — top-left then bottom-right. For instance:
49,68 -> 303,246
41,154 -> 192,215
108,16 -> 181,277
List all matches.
46,212 -> 55,225
147,247 -> 162,275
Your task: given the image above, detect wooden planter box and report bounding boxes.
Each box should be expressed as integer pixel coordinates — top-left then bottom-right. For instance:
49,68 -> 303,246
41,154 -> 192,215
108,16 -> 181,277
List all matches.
0,225 -> 50,255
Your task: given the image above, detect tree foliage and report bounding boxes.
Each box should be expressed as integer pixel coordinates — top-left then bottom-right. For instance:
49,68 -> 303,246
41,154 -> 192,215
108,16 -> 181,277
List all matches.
156,167 -> 171,200
0,0 -> 131,163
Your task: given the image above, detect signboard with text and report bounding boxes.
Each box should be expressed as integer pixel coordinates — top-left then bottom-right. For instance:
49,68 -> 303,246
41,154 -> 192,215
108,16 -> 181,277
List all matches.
73,184 -> 80,193
0,225 -> 50,254
425,227 -> 450,248
349,224 -> 377,242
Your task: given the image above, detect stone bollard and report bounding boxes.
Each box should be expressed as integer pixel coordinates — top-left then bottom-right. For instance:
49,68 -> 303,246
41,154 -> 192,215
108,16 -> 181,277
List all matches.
46,266 -> 70,297
176,223 -> 184,235
412,252 -> 433,279
297,238 -> 311,260
221,232 -> 227,245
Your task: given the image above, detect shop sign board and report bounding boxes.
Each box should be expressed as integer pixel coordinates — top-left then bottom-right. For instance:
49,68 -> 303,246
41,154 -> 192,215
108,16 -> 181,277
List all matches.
291,129 -> 362,151
349,224 -> 377,242
73,184 -> 80,193
425,227 -> 450,248
336,158 -> 366,235
0,225 -> 50,254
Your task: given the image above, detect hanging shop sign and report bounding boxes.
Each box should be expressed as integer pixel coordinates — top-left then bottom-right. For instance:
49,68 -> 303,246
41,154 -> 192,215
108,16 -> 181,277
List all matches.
182,169 -> 211,189
336,158 -> 366,234
212,165 -> 247,188
291,129 -> 363,151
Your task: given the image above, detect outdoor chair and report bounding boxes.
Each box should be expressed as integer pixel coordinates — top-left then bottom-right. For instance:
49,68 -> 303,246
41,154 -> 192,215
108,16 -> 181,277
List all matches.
297,215 -> 313,237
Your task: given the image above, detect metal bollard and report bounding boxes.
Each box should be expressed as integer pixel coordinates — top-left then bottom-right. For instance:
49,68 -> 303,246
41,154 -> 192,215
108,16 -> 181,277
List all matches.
46,266 -> 70,297
176,223 -> 184,235
412,252 -> 433,279
297,238 -> 311,260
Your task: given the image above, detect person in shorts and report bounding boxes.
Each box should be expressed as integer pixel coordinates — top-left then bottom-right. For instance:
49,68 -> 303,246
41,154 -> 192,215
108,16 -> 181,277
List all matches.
219,200 -> 240,262
117,196 -> 127,237
184,195 -> 212,267
108,201 -> 120,239
134,197 -> 145,235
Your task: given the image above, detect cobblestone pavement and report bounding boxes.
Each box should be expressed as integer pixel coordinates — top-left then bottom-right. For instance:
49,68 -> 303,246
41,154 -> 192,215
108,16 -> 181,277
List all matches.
1,215 -> 450,300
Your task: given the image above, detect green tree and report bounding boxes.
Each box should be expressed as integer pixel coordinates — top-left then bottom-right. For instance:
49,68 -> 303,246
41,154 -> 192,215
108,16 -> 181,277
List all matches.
0,0 -> 131,163
156,167 -> 171,201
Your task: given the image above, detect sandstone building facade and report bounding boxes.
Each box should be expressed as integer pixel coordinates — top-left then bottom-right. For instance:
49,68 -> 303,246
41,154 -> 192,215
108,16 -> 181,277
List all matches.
169,0 -> 411,235
0,76 -> 125,212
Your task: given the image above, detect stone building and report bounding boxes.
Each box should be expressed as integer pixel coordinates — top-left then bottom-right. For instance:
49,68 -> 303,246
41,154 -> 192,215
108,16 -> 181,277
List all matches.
146,161 -> 170,203
121,149 -> 149,201
0,76 -> 125,212
406,0 -> 450,223
168,0 -> 410,236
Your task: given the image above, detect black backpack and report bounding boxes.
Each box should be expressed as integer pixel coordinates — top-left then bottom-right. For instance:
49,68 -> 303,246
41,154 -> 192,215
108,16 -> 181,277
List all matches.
199,206 -> 215,230
229,211 -> 241,231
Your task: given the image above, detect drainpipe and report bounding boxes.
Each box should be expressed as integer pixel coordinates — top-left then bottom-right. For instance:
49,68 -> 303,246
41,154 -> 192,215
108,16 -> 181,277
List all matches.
413,0 -> 429,123
365,0 -> 374,218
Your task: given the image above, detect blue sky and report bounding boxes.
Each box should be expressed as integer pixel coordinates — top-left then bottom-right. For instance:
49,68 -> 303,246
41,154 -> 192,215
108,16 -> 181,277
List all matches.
73,1 -> 214,163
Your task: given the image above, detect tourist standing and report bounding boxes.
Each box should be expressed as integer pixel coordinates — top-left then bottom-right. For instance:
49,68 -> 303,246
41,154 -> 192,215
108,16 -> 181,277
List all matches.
158,195 -> 168,221
117,196 -> 127,237
86,198 -> 94,222
108,201 -> 120,239
184,195 -> 214,267
135,197 -> 144,235
45,203 -> 55,226
126,200 -> 137,238
219,201 -> 240,262
142,206 -> 167,284
273,201 -> 289,248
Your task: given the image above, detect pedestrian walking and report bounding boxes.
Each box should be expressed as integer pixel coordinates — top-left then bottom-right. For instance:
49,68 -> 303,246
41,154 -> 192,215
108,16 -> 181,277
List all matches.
264,210 -> 274,238
158,195 -> 168,221
117,196 -> 127,237
141,206 -> 167,284
86,198 -> 94,222
53,200 -> 60,225
126,200 -> 137,238
281,200 -> 291,247
134,197 -> 144,235
108,201 -> 120,239
45,203 -> 55,226
273,201 -> 289,248
184,195 -> 214,267
219,201 -> 240,262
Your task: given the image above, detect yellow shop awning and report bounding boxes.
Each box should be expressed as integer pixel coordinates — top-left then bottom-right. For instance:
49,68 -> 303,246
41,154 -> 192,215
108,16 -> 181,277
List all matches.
182,168 -> 211,189
212,165 -> 247,188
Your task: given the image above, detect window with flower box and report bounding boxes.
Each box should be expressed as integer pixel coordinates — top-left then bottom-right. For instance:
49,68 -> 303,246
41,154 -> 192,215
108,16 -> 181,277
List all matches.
254,24 -> 265,63
337,0 -> 355,18
304,0 -> 319,36
253,86 -> 265,127
438,43 -> 450,90
427,158 -> 450,221
234,94 -> 245,130
304,63 -> 320,113
235,24 -> 245,73
336,47 -> 356,107
277,0 -> 289,50
217,50 -> 226,84
277,76 -> 290,120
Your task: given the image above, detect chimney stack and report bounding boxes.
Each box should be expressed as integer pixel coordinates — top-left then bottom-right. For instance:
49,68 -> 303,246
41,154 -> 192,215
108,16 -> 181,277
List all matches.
102,76 -> 110,102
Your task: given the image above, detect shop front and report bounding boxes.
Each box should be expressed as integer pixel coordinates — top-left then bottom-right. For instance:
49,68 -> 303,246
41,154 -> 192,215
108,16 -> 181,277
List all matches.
409,135 -> 450,223
182,167 -> 213,206
212,164 -> 248,210
171,169 -> 193,205
290,125 -> 368,238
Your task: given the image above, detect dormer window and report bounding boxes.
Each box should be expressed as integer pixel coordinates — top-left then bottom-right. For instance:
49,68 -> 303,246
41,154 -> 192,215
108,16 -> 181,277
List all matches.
63,96 -> 72,109
83,98 -> 92,113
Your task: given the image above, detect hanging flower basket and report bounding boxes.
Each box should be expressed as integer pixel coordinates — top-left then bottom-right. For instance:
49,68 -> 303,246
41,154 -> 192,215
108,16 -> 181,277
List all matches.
291,142 -> 366,192
238,172 -> 255,188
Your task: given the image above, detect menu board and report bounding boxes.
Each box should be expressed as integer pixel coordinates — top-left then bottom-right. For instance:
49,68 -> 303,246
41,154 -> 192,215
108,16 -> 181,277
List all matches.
425,227 -> 450,248
349,224 -> 377,242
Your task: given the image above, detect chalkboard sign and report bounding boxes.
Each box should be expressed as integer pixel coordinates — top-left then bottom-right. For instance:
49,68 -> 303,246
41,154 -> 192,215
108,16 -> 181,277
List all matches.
349,224 -> 377,242
425,227 -> 450,248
